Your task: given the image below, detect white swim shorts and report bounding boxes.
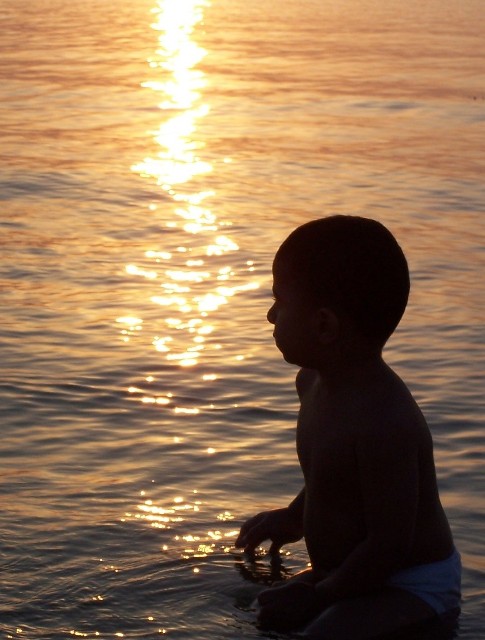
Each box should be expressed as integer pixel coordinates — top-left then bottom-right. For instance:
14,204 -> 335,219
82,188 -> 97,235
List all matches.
387,547 -> 462,615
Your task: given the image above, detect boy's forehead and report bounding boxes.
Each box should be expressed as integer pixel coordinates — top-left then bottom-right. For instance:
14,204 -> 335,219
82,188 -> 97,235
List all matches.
272,252 -> 307,279
272,256 -> 323,308
272,265 -> 310,300
271,261 -> 293,284
272,255 -> 292,277
272,261 -> 292,287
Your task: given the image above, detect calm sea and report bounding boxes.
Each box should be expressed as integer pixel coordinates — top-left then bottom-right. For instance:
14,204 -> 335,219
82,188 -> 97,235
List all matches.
1,0 -> 484,638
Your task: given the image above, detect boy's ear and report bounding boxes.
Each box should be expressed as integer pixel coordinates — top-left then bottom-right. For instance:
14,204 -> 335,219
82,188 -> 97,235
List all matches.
313,307 -> 339,343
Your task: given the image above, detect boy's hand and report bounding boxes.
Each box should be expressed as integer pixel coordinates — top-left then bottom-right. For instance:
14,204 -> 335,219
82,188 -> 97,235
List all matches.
235,507 -> 303,555
257,580 -> 320,631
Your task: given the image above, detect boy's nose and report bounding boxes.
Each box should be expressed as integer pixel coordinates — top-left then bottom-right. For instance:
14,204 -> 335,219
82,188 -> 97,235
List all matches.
267,303 -> 276,324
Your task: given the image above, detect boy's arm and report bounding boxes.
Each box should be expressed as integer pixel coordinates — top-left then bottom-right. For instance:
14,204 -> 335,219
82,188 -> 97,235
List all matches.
236,369 -> 310,555
287,486 -> 305,520
315,423 -> 419,607
235,487 -> 305,554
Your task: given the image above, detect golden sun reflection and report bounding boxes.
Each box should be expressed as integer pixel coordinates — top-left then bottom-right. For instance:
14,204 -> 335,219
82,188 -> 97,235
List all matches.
123,492 -> 239,560
124,0 -> 260,378
132,0 -> 211,188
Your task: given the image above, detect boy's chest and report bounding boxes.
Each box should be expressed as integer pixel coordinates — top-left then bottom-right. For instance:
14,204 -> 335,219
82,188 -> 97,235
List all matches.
296,396 -> 357,484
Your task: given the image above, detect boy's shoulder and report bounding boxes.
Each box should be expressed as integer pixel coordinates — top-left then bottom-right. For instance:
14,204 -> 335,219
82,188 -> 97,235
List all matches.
295,367 -> 319,398
350,371 -> 430,451
295,365 -> 429,440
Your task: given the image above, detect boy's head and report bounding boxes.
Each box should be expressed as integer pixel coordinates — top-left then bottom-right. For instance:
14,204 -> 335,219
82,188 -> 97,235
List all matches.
273,215 -> 410,349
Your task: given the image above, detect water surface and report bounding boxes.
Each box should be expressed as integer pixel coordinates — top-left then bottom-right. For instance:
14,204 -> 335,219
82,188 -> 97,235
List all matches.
1,0 -> 484,638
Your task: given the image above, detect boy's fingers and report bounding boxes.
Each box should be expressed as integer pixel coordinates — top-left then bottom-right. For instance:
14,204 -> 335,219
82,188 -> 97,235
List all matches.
268,541 -> 282,556
235,527 -> 259,550
235,525 -> 252,548
243,533 -> 262,554
235,514 -> 264,548
234,534 -> 244,548
235,531 -> 257,551
236,522 -> 268,552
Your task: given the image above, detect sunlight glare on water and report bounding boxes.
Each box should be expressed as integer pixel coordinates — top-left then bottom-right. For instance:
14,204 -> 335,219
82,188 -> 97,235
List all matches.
127,0 -> 259,376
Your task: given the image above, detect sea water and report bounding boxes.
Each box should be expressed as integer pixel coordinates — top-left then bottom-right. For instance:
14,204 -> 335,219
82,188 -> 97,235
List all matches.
1,0 -> 484,638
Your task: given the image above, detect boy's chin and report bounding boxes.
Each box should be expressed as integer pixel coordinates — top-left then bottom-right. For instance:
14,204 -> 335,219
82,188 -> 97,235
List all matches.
280,350 -> 309,368
275,339 -> 314,368
282,351 -> 322,370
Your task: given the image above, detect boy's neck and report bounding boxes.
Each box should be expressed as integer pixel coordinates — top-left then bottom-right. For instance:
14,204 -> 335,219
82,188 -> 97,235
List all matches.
316,349 -> 388,392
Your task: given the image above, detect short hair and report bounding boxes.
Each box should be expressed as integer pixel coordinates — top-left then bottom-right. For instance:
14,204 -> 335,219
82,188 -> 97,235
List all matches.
274,215 -> 410,346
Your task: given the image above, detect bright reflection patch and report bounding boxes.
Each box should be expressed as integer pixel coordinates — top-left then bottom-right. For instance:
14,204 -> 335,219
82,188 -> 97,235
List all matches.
122,0 -> 260,377
123,493 -> 241,560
